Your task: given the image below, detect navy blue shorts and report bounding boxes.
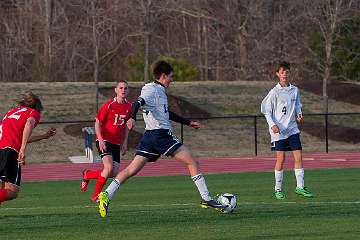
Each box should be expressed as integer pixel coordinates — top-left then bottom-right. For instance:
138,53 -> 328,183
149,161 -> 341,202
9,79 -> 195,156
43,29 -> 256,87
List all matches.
96,140 -> 121,163
0,148 -> 21,186
271,133 -> 302,151
136,129 -> 182,162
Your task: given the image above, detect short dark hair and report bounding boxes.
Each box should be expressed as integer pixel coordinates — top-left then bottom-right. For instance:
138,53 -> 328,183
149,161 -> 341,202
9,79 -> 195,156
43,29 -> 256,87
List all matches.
116,80 -> 128,85
276,61 -> 291,72
18,91 -> 43,112
153,60 -> 173,80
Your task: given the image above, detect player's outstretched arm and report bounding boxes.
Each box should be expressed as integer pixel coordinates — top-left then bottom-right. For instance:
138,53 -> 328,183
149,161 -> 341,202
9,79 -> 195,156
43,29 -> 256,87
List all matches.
28,127 -> 57,143
168,111 -> 200,128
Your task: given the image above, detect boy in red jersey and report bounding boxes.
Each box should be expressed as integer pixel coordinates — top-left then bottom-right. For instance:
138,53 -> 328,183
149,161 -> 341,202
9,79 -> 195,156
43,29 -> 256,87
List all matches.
81,81 -> 131,202
0,92 -> 56,204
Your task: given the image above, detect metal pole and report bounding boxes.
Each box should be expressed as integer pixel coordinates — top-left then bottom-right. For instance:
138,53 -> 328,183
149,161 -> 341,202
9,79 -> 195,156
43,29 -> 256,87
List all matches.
325,113 -> 329,153
254,116 -> 258,156
181,123 -> 184,143
95,82 -> 99,112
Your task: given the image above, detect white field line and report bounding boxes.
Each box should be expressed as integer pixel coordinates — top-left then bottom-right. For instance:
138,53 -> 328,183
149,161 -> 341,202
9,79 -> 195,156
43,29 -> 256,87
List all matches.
2,201 -> 360,211
303,158 -> 315,161
321,158 -> 347,162
303,158 -> 348,162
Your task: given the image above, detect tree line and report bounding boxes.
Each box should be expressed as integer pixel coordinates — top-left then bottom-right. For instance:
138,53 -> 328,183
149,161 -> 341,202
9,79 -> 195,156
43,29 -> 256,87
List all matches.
0,0 -> 359,89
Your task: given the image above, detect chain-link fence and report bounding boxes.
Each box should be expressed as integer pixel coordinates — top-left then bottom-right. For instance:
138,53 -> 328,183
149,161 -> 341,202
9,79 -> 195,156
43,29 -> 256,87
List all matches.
25,113 -> 360,164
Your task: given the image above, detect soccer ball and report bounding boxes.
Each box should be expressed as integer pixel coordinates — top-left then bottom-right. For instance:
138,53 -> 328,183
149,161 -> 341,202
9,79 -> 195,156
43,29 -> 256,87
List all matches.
217,193 -> 237,213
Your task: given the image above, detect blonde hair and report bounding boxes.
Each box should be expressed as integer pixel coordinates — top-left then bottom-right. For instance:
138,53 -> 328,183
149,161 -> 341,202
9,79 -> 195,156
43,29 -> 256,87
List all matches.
18,91 -> 43,112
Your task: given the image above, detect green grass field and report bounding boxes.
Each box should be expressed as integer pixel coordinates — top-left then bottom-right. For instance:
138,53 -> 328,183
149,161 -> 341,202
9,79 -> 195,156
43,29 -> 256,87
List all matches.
1,168 -> 360,240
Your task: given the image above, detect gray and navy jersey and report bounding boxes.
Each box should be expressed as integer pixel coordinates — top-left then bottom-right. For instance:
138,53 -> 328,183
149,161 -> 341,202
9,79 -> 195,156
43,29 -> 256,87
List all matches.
261,83 -> 302,142
140,82 -> 172,130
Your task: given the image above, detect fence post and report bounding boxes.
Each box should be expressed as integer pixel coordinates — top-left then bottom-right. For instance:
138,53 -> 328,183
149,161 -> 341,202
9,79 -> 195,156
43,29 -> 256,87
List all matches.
254,116 -> 258,156
325,113 -> 329,153
181,123 -> 184,143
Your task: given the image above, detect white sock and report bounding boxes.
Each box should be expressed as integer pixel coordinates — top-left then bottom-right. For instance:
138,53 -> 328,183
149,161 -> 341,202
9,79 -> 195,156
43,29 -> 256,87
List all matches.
192,174 -> 211,201
274,170 -> 283,191
294,168 -> 304,188
105,178 -> 121,200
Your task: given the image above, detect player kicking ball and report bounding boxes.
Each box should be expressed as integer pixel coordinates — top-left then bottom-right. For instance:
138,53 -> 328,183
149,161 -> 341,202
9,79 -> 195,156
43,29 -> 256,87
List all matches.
97,60 -> 225,217
261,61 -> 314,200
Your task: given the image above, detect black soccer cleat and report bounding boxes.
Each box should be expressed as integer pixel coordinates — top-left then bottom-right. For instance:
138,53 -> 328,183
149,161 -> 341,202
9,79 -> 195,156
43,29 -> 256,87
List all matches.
200,199 -> 226,211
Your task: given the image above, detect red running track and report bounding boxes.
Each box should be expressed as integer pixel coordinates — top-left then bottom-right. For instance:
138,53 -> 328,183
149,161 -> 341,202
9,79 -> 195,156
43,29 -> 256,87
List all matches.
22,151 -> 360,182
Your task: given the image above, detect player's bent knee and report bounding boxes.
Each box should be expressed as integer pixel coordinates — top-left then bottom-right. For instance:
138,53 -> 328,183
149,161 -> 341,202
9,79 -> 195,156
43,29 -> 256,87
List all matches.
102,166 -> 113,177
7,193 -> 18,200
190,159 -> 200,168
109,170 -> 117,178
174,147 -> 196,162
294,159 -> 303,165
6,188 -> 19,200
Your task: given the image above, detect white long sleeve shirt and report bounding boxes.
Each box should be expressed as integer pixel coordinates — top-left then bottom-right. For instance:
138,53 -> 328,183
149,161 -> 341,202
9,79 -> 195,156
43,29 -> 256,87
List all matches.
140,82 -> 172,130
261,83 -> 302,142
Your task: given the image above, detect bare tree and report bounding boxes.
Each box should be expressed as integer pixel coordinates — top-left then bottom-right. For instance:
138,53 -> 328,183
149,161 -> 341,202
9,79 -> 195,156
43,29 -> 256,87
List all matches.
142,0 -> 153,83
43,0 -> 53,81
303,0 -> 356,113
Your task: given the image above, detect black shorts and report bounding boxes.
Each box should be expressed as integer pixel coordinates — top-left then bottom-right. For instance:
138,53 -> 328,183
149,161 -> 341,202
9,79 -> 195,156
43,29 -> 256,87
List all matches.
96,140 -> 121,163
136,129 -> 182,162
271,133 -> 302,151
0,148 -> 21,186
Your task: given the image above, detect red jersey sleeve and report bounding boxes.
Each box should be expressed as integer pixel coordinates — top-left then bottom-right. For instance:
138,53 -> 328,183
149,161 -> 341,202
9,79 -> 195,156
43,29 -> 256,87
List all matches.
96,100 -> 111,123
29,109 -> 41,127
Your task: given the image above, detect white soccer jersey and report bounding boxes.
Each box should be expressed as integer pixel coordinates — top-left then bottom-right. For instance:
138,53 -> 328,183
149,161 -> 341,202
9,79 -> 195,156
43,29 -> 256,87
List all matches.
261,83 -> 302,142
140,82 -> 172,130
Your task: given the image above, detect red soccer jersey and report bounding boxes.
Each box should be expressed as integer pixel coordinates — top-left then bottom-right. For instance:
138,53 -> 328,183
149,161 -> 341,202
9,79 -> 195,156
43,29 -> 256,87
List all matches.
95,98 -> 132,145
0,106 -> 41,152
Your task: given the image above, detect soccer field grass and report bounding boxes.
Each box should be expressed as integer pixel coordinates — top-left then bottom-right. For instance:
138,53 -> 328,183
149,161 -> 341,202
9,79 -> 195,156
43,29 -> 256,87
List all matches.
1,168 -> 360,240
